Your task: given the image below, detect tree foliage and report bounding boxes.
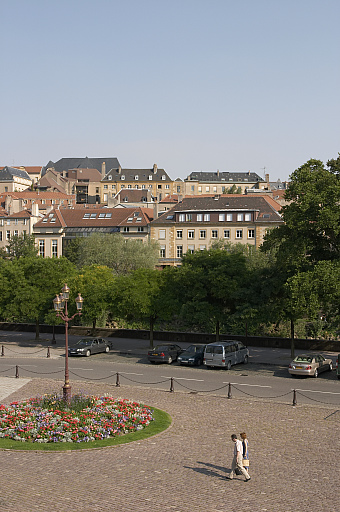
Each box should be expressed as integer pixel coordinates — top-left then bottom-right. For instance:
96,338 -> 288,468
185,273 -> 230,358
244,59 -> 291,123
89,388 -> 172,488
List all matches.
76,233 -> 159,274
0,233 -> 38,260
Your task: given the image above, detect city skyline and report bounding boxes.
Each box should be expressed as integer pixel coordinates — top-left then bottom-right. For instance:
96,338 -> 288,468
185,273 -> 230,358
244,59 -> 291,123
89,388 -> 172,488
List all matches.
1,0 -> 339,182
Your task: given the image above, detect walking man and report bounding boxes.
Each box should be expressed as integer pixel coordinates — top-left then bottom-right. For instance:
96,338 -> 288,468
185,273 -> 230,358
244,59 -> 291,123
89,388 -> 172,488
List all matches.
227,434 -> 251,481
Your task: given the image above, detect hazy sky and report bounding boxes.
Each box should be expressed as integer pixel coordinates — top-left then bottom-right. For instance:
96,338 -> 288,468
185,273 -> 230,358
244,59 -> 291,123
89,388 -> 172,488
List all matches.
1,0 -> 339,182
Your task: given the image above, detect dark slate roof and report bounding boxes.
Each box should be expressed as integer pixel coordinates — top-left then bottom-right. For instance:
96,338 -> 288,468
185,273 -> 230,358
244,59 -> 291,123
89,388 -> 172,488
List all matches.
186,171 -> 264,183
151,195 -> 283,225
0,166 -> 32,181
41,157 -> 121,176
103,167 -> 171,182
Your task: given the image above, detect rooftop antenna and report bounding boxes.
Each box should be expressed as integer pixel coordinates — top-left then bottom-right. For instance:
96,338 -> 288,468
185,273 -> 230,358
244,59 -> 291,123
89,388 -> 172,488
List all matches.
261,166 -> 266,178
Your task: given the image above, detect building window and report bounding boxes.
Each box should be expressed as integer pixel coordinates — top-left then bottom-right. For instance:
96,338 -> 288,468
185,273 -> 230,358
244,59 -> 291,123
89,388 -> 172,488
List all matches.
135,185 -> 139,189
128,184 -> 132,189
224,229 -> 230,239
236,229 -> 243,239
142,184 -> 146,189
219,214 -> 225,221
205,186 -> 210,192
248,229 -> 255,238
157,184 -> 162,189
96,187 -> 100,193
104,184 -> 108,189
123,227 -> 129,232
15,219 -> 18,225
0,219 -> 3,226
186,213 -> 192,221
148,175 -> 153,180
39,240 -> 45,257
176,245 -> 183,258
121,175 -> 125,180
199,245 -> 206,250
160,245 -> 166,258
137,226 -> 144,232
188,245 -> 195,254
6,231 -> 10,240
237,213 -> 244,221
213,186 -> 217,193
199,230 -> 206,239
198,186 -> 202,192
177,185 -> 181,193
176,230 -> 183,239
162,175 -> 166,180
197,213 -> 203,221
188,230 -> 194,239
204,214 -> 210,221
0,232 -> 2,241
104,194 -> 108,202
226,213 -> 232,221
52,240 -> 58,257
165,184 -> 170,189
23,218 -> 27,225
112,185 -> 115,189
179,214 -> 185,222
211,230 -> 218,239
14,230 -> 18,237
135,175 -> 139,180
6,219 -> 10,225
159,229 -> 166,239
245,213 -> 251,221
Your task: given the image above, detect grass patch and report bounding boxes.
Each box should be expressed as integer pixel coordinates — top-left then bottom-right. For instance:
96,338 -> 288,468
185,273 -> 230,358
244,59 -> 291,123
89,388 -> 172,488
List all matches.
0,406 -> 171,451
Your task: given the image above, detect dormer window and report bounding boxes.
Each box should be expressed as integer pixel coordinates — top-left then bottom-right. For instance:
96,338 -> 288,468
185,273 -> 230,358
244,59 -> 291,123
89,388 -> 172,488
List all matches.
148,175 -> 153,180
121,175 -> 125,180
135,175 -> 139,180
108,175 -> 112,180
161,175 -> 166,180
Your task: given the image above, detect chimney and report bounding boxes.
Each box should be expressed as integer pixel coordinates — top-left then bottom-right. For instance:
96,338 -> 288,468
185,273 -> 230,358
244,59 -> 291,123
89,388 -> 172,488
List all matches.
118,166 -> 122,174
217,169 -> 220,177
32,202 -> 39,217
102,161 -> 106,178
248,170 -> 251,175
153,164 -> 158,174
265,173 -> 270,184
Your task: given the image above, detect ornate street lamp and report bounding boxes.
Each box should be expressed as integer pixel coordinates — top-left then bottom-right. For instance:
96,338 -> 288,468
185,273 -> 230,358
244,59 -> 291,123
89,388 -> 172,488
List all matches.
53,284 -> 83,403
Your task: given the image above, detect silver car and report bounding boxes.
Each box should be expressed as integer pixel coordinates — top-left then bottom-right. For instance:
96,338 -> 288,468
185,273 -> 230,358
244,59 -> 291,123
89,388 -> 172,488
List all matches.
203,341 -> 249,369
68,338 -> 110,357
288,354 -> 333,378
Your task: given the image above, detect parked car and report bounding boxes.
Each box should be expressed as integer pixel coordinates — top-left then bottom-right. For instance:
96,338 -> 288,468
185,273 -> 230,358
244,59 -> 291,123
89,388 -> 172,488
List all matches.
288,354 -> 333,377
337,355 -> 340,380
68,338 -> 110,357
147,344 -> 183,364
203,341 -> 249,369
177,344 -> 206,366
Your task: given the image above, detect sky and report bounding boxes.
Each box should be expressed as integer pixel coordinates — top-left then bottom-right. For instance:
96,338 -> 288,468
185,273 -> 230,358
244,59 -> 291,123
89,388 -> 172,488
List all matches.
1,0 -> 339,182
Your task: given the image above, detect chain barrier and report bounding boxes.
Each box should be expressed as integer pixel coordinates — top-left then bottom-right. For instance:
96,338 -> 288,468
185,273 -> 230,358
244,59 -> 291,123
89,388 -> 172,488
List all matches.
173,378 -> 229,393
2,345 -> 47,355
0,362 -> 339,407
296,390 -> 339,405
231,384 -> 293,400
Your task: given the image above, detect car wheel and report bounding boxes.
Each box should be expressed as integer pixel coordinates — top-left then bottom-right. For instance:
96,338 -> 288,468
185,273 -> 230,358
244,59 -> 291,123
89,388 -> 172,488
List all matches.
85,350 -> 91,357
329,362 -> 333,371
244,355 -> 248,364
226,361 -> 231,371
167,356 -> 173,364
105,346 -> 110,353
314,368 -> 318,378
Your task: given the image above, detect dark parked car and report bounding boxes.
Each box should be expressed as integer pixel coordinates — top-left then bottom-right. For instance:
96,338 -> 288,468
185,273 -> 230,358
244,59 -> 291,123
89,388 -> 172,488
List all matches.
177,344 -> 206,366
147,344 -> 183,364
68,338 -> 110,357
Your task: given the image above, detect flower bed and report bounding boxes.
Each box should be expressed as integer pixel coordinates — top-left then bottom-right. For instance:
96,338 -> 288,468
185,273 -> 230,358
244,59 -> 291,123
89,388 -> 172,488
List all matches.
0,394 -> 154,443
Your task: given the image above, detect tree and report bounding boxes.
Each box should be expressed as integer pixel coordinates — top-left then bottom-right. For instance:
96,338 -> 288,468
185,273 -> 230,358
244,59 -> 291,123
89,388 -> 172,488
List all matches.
262,158 -> 340,271
115,268 -> 172,347
75,265 -> 116,332
77,233 -> 160,274
0,257 -> 77,339
0,233 -> 38,260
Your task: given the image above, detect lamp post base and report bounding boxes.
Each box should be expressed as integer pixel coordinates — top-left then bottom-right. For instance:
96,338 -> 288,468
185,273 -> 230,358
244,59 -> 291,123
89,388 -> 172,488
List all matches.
63,384 -> 72,404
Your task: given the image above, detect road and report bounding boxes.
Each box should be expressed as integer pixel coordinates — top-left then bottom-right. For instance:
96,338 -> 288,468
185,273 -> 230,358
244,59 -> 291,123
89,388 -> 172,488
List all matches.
1,350 -> 339,407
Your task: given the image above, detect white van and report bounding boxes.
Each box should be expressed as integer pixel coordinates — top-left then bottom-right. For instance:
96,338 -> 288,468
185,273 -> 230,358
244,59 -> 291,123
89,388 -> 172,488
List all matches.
203,341 -> 249,369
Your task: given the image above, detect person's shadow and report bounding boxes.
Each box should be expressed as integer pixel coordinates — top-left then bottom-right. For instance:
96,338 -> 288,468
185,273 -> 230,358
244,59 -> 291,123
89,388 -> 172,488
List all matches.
183,461 -> 230,479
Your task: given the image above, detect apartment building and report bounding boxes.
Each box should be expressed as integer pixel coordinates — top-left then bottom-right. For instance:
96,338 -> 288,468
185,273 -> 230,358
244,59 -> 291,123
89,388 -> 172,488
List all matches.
0,204 -> 41,250
33,206 -> 154,258
101,164 -> 173,203
0,166 -> 32,193
183,171 -> 266,195
150,194 -> 283,266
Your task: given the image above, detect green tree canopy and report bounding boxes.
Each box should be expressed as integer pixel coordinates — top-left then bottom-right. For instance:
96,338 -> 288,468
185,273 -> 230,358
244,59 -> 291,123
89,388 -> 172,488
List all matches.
76,233 -> 159,274
0,233 -> 38,260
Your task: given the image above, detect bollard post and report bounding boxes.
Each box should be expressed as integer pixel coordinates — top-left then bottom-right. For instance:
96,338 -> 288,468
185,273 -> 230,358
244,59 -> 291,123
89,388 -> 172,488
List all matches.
227,382 -> 232,399
170,377 -> 174,393
15,365 -> 19,378
1,345 -> 4,357
116,372 -> 120,387
47,347 -> 51,358
292,389 -> 297,406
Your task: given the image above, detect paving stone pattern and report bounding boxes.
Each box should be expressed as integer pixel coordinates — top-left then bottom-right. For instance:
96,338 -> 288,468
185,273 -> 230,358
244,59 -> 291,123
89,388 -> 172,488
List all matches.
0,378 -> 338,512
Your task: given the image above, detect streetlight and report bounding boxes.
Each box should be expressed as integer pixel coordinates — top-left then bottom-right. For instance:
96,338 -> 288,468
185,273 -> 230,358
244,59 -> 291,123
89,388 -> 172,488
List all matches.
53,284 -> 84,403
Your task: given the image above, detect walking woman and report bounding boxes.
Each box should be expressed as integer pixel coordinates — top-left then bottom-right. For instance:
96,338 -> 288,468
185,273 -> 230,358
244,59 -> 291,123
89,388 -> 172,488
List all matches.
240,432 -> 250,473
